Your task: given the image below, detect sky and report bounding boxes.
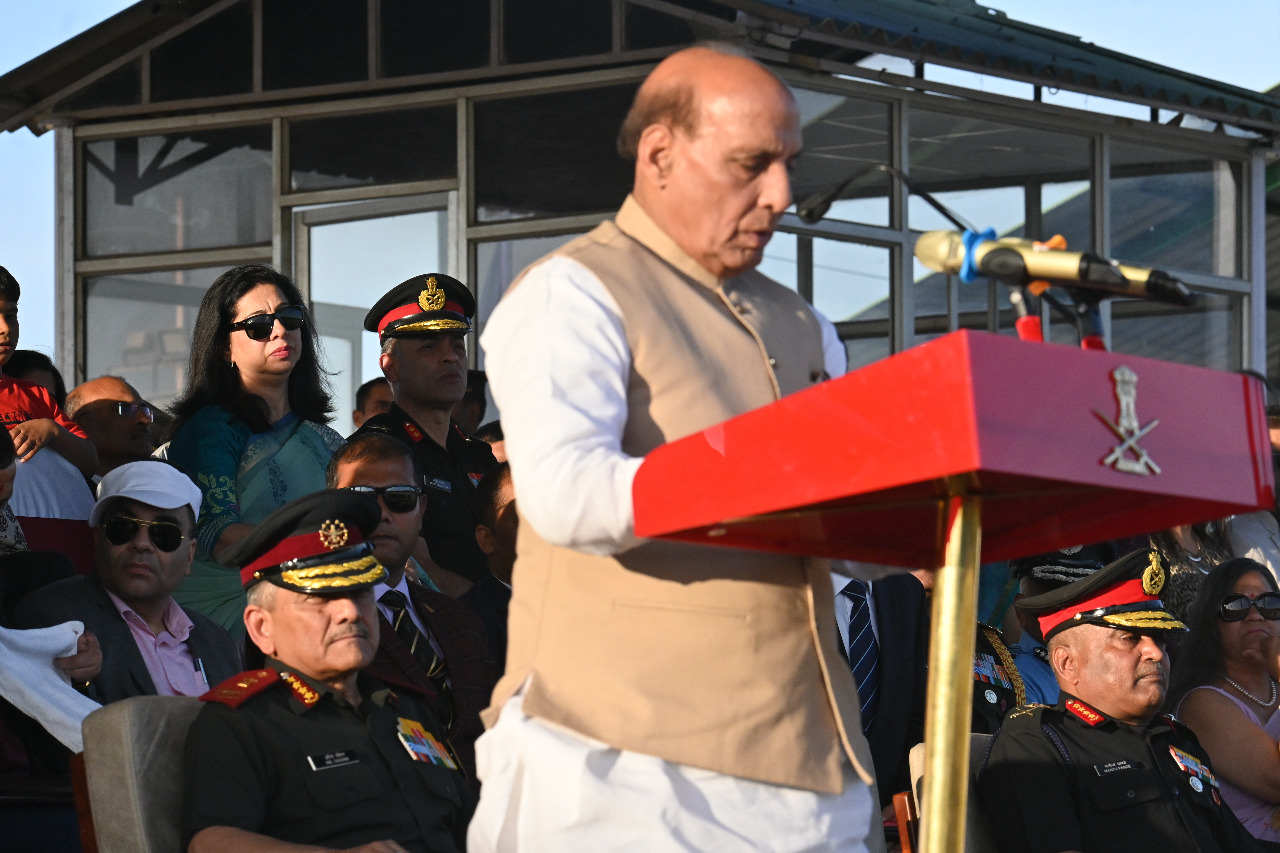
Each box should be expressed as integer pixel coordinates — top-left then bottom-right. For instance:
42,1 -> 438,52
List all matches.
0,0 -> 1278,364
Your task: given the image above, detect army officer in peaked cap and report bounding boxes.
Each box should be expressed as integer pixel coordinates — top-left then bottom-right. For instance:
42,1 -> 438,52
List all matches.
353,276 -> 505,641
182,490 -> 472,853
979,549 -> 1271,853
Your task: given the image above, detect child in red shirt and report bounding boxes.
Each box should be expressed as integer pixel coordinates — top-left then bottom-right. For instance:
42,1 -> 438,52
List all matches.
0,267 -> 96,477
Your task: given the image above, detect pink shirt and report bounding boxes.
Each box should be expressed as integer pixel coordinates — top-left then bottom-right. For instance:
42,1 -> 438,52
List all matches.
106,590 -> 206,697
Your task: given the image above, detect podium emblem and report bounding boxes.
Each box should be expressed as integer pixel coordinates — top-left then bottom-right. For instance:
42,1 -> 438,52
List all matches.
1096,366 -> 1161,476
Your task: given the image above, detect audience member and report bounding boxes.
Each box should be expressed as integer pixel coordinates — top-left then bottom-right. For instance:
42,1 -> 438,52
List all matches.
1225,405 -> 1280,581
1153,521 -> 1232,623
165,264 -> 342,637
4,350 -> 67,408
981,550 -> 1266,852
473,45 -> 879,851
832,569 -> 928,815
65,376 -> 155,479
352,375 -> 393,429
474,462 -> 515,589
14,460 -> 240,703
1170,557 -> 1280,842
328,432 -> 500,785
354,275 -> 501,603
473,420 -> 505,463
183,490 -> 470,852
1006,543 -> 1112,705
451,369 -> 487,437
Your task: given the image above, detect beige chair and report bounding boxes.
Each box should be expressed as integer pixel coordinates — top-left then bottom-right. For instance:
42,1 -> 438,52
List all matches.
79,695 -> 203,853
906,733 -> 997,852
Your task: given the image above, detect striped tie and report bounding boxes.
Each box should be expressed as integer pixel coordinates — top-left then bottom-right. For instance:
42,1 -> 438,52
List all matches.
843,579 -> 880,732
379,589 -> 452,725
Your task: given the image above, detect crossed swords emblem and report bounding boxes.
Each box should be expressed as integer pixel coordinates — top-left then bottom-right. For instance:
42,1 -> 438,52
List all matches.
1094,366 -> 1161,476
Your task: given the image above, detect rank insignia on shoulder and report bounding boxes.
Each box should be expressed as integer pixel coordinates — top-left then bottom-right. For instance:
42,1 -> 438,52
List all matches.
281,671 -> 322,708
1033,646 -> 1049,663
403,422 -> 424,443
1007,704 -> 1045,720
201,669 -> 279,707
396,717 -> 458,769
1065,698 -> 1104,726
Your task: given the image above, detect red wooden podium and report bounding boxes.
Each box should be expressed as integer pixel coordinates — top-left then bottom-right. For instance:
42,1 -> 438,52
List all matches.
632,330 -> 1273,853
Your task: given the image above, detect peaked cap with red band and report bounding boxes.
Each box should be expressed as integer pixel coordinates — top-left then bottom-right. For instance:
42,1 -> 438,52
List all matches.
1016,548 -> 1187,641
222,489 -> 387,593
364,273 -> 474,342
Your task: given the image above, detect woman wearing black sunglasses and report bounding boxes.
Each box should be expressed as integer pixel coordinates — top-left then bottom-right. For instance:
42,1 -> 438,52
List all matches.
1168,557 -> 1280,842
162,264 -> 342,639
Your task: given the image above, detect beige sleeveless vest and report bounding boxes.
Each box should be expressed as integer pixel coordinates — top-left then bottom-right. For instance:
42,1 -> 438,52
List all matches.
486,196 -> 875,794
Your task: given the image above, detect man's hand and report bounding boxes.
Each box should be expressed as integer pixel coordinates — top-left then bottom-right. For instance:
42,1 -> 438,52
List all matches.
55,630 -> 102,683
9,418 -> 58,461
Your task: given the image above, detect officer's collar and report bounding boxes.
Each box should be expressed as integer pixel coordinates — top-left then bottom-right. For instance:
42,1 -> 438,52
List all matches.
266,660 -> 383,715
1058,691 -> 1167,733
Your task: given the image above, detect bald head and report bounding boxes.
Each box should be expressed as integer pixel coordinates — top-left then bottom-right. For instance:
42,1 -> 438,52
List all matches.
67,376 -> 154,476
624,46 -> 801,278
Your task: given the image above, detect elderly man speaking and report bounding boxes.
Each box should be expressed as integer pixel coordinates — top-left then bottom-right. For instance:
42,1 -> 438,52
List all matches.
475,43 -> 878,852
980,550 -> 1269,853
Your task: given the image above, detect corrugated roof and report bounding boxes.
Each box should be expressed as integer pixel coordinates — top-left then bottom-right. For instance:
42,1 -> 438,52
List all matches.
743,0 -> 1280,131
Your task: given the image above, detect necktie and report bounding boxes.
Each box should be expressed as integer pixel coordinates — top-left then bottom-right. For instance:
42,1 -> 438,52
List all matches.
379,589 -> 453,725
842,579 -> 879,732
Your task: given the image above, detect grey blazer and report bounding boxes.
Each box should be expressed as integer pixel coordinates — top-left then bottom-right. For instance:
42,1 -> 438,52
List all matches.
14,574 -> 242,704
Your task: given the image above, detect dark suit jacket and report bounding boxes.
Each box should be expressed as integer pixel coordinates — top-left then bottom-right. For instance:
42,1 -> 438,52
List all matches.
14,574 -> 242,705
838,573 -> 930,807
364,581 -> 500,787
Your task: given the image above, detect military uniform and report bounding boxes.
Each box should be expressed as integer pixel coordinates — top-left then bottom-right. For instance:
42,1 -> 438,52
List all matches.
354,403 -> 497,583
183,664 -> 470,852
980,694 -> 1267,853
972,623 -> 1023,734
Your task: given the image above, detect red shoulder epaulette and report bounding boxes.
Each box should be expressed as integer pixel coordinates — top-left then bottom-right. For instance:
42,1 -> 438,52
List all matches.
1065,698 -> 1105,726
403,421 -> 425,443
200,669 -> 281,707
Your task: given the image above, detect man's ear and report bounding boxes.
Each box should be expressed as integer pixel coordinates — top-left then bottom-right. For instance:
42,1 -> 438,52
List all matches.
244,605 -> 275,658
476,524 -> 494,556
1050,640 -> 1076,688
379,350 -> 398,384
635,124 -> 676,188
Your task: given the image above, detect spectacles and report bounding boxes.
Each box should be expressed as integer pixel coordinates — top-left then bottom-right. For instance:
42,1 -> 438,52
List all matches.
230,306 -> 307,341
1220,592 -> 1280,621
109,403 -> 155,422
343,485 -> 422,514
102,515 -> 187,553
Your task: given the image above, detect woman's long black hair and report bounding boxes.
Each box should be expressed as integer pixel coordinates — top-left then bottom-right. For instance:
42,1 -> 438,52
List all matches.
167,264 -> 333,437
1165,556 -> 1278,712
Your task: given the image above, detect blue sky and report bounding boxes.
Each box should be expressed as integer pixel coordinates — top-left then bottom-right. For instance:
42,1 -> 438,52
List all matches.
1,0 -> 1278,362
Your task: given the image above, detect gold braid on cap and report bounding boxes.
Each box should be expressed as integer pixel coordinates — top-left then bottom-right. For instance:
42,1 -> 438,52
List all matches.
1102,610 -> 1187,631
390,317 -> 470,333
278,555 -> 386,590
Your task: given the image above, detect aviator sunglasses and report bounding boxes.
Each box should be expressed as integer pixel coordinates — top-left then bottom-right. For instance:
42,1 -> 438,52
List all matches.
344,485 -> 423,514
102,515 -> 187,553
1219,591 -> 1280,622
231,305 -> 307,341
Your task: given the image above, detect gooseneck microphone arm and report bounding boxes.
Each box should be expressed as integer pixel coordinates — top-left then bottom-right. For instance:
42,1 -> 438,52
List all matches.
796,164 -> 976,233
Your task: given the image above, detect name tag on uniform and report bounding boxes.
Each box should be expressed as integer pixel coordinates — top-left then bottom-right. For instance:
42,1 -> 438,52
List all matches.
1094,759 -> 1136,776
307,750 -> 359,771
426,477 -> 452,493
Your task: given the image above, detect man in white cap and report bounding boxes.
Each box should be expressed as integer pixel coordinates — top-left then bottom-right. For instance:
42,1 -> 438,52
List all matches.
15,459 -> 241,703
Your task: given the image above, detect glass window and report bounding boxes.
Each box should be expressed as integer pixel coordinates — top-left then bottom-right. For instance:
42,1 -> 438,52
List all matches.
1109,292 -> 1242,370
1109,141 -> 1240,278
475,234 -> 583,335
814,239 -> 890,323
842,331 -> 891,372
289,107 -> 457,192
790,90 -> 891,227
473,86 -> 633,222
908,109 -> 1091,246
504,0 -> 611,64
262,0 -> 367,90
151,2 -> 253,102
85,267 -> 226,409
308,208 -> 448,435
84,126 -> 272,257
623,1 -> 735,52
57,61 -> 141,112
380,0 -> 489,76
758,232 -> 798,292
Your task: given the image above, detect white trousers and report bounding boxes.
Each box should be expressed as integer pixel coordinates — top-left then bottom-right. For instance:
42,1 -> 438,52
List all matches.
468,692 -> 876,853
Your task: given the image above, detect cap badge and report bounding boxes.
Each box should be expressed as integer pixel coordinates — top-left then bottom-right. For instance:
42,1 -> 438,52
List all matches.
1095,365 -> 1161,476
418,276 -> 446,312
1142,552 -> 1165,595
318,519 -> 349,550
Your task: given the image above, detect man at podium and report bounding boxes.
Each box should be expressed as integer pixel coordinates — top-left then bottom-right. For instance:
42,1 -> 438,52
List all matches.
471,43 -> 883,853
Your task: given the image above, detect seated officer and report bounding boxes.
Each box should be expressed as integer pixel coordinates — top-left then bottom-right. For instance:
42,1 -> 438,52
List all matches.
979,550 -> 1269,853
182,490 -> 471,853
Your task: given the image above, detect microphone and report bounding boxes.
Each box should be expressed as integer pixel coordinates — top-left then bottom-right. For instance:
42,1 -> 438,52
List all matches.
913,230 -> 1198,307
